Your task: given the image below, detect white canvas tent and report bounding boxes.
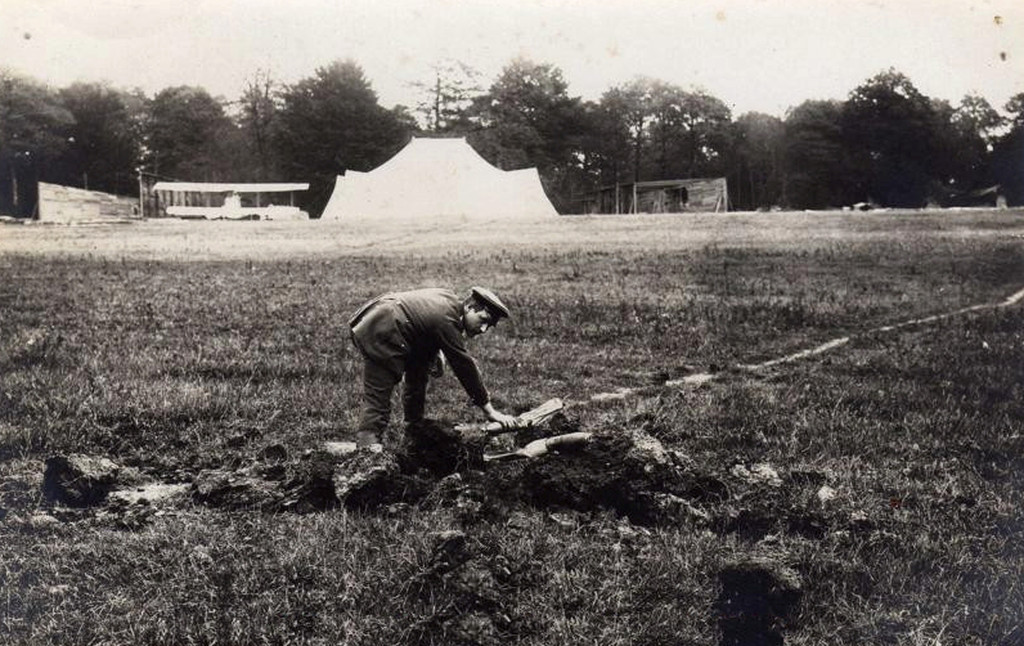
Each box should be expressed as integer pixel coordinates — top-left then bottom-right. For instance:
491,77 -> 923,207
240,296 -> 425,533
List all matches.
320,137 -> 558,221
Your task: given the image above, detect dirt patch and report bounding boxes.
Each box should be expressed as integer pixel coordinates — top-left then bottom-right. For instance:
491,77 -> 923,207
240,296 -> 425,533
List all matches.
485,432 -> 686,524
42,455 -> 123,507
13,415 -> 848,543
716,557 -> 803,646
397,419 -> 488,476
381,419 -> 735,528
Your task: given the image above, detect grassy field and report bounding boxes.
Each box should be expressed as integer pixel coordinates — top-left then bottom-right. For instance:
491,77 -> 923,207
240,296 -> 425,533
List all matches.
2,209 -> 1023,645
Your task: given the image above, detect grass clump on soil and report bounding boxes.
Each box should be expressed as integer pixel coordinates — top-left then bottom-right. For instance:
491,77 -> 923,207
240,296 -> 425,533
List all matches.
1,209 -> 1023,644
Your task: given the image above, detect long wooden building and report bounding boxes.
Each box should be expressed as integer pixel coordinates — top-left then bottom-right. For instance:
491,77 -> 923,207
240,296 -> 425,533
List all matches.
581,178 -> 728,214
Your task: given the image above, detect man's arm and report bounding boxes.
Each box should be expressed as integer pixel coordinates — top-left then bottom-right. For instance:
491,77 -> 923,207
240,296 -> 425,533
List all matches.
435,323 -> 514,425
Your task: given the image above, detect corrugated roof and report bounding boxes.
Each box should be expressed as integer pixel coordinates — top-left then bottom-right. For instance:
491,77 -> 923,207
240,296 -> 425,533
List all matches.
596,178 -> 726,191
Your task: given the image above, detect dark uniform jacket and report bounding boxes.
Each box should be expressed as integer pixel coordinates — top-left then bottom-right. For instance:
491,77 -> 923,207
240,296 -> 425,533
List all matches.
349,288 -> 489,406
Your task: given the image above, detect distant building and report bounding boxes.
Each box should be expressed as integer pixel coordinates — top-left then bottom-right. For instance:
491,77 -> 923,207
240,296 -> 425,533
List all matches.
150,182 -> 310,220
581,178 -> 728,214
939,184 -> 1006,209
36,182 -> 139,223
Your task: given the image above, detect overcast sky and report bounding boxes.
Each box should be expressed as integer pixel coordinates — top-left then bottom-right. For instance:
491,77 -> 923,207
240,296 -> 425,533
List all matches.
1,0 -> 1022,118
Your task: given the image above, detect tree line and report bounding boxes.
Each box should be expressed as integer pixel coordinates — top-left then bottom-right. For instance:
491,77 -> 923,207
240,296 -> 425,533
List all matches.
2,58 -> 1022,217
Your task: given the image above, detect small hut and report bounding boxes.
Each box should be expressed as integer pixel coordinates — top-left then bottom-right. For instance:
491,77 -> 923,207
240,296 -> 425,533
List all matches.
582,178 -> 728,214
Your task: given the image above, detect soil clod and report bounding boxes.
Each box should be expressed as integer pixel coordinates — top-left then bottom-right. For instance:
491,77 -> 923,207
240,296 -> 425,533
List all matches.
43,454 -> 122,507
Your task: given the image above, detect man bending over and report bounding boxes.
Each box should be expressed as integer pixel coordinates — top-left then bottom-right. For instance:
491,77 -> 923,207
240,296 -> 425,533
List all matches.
349,286 -> 516,446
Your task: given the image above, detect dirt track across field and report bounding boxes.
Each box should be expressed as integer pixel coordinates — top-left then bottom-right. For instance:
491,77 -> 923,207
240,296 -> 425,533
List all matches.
583,283 -> 1024,404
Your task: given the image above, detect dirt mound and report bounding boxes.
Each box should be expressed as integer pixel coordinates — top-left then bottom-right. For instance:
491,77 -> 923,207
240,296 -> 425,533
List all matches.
397,419 -> 487,476
477,429 -> 727,526
295,416 -> 724,526
43,455 -> 124,507
20,416 -> 845,544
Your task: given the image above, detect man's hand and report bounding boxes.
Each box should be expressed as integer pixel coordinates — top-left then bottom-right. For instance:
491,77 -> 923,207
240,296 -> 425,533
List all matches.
429,352 -> 446,378
491,411 -> 518,429
481,402 -> 517,429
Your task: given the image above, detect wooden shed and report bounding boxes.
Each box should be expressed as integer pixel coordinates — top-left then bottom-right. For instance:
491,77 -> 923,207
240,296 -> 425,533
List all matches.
582,178 -> 728,214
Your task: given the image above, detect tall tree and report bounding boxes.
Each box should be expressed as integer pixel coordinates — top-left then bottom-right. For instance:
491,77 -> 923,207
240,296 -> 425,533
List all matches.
607,78 -> 655,182
675,90 -> 732,177
842,69 -> 941,207
646,81 -> 686,178
946,94 -> 1004,194
59,82 -> 145,196
578,98 -> 631,190
952,95 -> 1004,146
727,112 -> 785,210
468,58 -> 586,211
592,80 -> 732,185
411,59 -> 482,133
274,59 -> 409,216
0,70 -> 74,215
783,99 -> 850,209
145,85 -> 237,180
990,92 -> 1024,205
235,69 -> 281,181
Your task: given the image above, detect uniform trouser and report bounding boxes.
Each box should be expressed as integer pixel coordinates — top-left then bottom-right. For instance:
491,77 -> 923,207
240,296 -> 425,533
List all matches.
355,354 -> 431,445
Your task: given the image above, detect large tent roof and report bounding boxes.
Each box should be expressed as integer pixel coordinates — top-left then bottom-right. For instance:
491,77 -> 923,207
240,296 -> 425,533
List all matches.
320,137 -> 557,221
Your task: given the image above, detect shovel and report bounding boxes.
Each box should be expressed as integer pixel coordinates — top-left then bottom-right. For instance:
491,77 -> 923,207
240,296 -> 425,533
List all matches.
483,431 -> 593,462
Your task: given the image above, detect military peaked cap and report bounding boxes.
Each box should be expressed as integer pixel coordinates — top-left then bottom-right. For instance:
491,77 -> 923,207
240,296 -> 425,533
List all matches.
470,286 -> 511,320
